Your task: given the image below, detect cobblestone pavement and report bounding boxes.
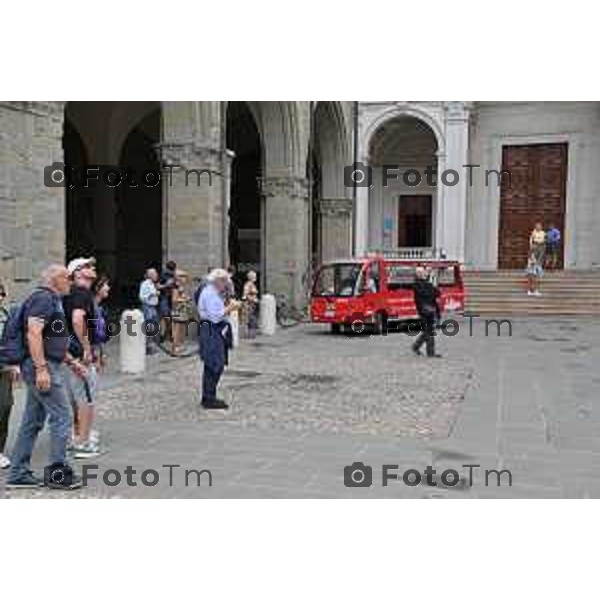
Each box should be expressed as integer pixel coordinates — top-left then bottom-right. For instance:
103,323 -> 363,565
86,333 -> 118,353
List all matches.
95,328 -> 474,438
1,316 -> 599,498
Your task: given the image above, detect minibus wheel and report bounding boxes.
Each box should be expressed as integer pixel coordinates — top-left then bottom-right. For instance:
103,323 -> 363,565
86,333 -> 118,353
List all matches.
330,323 -> 341,334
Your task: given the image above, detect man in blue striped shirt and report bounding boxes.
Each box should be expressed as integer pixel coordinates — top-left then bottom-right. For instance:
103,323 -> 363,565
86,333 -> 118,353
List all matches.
197,269 -> 240,409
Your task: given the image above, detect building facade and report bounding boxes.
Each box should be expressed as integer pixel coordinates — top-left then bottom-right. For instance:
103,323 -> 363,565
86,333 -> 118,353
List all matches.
359,101 -> 600,271
1,101 -> 599,305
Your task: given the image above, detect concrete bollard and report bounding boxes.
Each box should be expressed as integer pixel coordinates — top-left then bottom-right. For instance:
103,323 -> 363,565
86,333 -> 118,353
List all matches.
260,294 -> 277,336
120,309 -> 146,374
229,308 -> 240,348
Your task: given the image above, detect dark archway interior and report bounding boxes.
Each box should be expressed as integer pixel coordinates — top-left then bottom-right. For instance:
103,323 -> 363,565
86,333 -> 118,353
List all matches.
64,120 -> 91,261
63,103 -> 163,310
117,109 -> 162,307
226,101 -> 262,292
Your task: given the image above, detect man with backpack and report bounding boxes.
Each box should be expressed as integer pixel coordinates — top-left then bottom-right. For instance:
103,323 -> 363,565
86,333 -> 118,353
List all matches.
5,264 -> 86,490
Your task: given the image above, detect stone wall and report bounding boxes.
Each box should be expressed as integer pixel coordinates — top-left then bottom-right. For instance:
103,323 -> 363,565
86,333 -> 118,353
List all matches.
0,101 -> 355,305
0,101 -> 64,298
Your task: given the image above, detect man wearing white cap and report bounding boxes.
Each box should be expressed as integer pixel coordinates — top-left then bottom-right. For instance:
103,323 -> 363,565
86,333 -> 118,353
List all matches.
63,257 -> 100,458
197,268 -> 240,409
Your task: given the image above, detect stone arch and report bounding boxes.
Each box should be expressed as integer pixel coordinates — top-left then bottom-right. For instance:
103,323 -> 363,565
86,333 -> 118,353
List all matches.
62,102 -> 163,307
313,100 -> 350,199
246,101 -> 304,175
311,101 -> 353,262
361,104 -> 446,161
354,105 -> 445,256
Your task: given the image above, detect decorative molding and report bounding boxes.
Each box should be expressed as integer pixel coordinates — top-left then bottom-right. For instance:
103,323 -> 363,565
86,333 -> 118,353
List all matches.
262,175 -> 309,200
318,197 -> 353,216
156,141 -> 225,175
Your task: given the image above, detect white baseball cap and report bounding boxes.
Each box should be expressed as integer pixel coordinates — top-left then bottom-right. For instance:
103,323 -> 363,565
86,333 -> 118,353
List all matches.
67,257 -> 96,275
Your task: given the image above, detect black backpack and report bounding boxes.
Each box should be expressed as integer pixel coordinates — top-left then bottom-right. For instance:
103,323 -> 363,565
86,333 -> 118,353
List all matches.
0,288 -> 59,367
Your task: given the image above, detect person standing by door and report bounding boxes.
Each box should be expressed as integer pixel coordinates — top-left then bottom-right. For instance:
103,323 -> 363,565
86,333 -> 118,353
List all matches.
545,224 -> 561,270
529,222 -> 546,265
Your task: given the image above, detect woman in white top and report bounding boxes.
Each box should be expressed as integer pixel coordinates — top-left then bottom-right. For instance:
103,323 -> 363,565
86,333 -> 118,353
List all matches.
529,222 -> 546,263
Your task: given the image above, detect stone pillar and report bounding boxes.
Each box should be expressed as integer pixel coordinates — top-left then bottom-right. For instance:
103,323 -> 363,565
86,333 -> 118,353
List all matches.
318,197 -> 353,261
263,174 -> 310,306
440,102 -> 471,262
354,183 -> 369,256
161,101 -> 226,280
0,101 -> 65,297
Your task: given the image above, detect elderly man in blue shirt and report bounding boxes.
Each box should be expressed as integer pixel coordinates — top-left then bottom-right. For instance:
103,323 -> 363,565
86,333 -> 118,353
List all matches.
197,268 -> 241,409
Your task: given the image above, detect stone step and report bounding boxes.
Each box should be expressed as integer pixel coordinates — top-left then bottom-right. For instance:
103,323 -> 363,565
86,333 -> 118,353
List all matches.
461,270 -> 600,314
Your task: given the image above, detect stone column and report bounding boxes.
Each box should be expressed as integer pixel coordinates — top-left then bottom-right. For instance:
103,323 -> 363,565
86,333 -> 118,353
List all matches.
0,101 -> 64,296
354,183 -> 369,256
161,101 -> 226,279
318,197 -> 353,261
262,174 -> 310,306
440,102 -> 471,262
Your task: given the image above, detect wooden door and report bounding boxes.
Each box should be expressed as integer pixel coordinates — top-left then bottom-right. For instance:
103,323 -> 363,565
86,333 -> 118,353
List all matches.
498,143 -> 567,269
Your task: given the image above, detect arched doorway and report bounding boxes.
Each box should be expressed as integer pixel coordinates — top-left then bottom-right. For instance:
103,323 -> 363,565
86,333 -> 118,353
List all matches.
117,109 -> 162,306
226,101 -> 262,293
64,119 -> 91,261
62,102 -> 163,308
368,115 -> 439,253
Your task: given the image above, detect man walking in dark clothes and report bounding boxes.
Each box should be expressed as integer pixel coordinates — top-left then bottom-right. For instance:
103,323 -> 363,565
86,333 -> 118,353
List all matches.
411,266 -> 442,358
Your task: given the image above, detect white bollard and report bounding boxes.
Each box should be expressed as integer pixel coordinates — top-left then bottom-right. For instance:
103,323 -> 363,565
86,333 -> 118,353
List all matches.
260,294 -> 277,336
229,309 -> 240,348
120,309 -> 146,374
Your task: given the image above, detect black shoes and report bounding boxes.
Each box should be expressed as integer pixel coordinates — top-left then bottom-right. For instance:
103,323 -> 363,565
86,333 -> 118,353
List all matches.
412,345 -> 442,358
201,399 -> 229,410
45,475 -> 83,490
5,472 -> 44,489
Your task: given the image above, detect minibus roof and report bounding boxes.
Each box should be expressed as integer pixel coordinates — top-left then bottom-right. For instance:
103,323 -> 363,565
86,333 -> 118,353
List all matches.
319,256 -> 461,268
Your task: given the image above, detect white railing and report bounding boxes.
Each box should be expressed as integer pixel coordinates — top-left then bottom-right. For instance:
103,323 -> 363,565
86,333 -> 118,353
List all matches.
368,247 -> 442,260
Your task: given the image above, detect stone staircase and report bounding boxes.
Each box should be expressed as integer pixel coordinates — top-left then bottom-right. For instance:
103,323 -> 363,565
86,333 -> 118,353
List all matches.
463,270 -> 600,315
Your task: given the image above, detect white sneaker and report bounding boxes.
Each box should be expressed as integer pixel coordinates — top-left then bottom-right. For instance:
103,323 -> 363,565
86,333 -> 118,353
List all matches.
534,290 -> 542,297
0,453 -> 11,469
527,291 -> 533,296
90,429 -> 100,444
73,442 -> 100,460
